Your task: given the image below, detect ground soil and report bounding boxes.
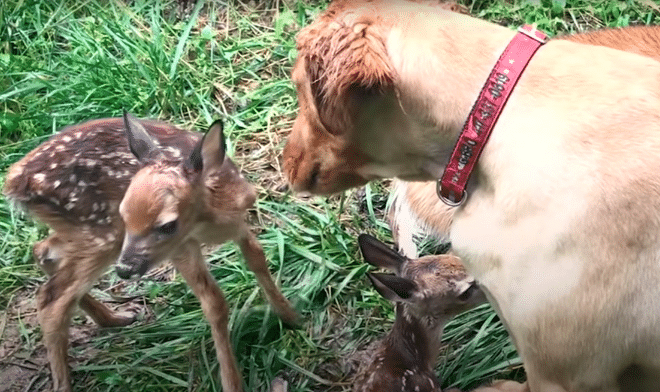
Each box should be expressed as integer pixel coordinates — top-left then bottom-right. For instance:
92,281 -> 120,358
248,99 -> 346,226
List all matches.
0,268 -> 167,391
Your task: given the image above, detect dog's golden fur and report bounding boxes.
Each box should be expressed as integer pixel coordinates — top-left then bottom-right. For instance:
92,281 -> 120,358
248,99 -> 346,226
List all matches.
283,1 -> 660,391
390,25 -> 660,257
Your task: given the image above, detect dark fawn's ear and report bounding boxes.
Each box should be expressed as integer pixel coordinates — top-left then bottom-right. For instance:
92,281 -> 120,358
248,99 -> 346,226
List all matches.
187,120 -> 226,174
358,234 -> 407,272
123,110 -> 161,161
368,273 -> 417,303
454,277 -> 487,305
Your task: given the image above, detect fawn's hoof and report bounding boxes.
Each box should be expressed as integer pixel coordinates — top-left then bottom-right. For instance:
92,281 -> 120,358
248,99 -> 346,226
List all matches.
277,308 -> 303,330
270,377 -> 288,392
110,302 -> 144,326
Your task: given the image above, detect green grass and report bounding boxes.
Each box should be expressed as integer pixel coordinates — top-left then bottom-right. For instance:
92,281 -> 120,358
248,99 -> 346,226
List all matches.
1,0 -> 658,391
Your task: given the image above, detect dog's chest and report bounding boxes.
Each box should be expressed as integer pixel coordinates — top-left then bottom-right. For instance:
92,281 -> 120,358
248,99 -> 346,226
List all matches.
449,198 -> 584,327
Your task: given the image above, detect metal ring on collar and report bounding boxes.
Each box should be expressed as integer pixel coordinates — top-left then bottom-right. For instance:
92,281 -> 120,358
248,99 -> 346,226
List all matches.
436,181 -> 467,207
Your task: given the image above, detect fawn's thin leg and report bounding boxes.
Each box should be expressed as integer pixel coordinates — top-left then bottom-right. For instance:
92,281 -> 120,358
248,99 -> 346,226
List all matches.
37,246 -> 116,392
172,241 -> 242,392
34,236 -> 135,328
77,294 -> 136,327
237,231 -> 299,326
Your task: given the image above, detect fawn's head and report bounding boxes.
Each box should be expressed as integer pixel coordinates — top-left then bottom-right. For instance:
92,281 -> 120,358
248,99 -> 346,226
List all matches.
116,112 -> 227,279
358,234 -> 486,326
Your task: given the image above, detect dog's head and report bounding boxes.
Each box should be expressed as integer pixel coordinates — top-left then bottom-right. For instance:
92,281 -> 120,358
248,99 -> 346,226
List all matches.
283,1 -> 470,195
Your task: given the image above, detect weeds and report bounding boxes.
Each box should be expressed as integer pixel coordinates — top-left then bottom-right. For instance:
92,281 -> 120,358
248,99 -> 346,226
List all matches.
1,0 -> 658,391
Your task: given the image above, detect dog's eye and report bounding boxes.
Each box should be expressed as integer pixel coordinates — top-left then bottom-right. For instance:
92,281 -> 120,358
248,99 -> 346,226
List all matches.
309,162 -> 321,189
156,220 -> 177,237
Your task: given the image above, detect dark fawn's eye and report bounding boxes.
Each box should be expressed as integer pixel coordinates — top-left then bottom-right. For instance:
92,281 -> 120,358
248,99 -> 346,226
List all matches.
156,220 -> 177,237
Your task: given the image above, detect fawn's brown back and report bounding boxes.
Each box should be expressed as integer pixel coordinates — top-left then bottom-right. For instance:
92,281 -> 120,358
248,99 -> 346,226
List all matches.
4,118 -> 201,232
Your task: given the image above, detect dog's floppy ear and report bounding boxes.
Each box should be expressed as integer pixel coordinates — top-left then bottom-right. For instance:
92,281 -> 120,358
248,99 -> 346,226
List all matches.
297,14 -> 394,133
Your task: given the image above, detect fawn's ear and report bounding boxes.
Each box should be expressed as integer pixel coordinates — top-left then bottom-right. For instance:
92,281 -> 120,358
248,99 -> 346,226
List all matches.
123,111 -> 161,161
368,273 -> 417,302
453,277 -> 487,306
187,120 -> 226,174
358,234 -> 407,272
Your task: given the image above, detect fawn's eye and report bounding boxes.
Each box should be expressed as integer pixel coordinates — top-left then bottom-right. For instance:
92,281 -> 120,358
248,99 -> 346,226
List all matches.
156,220 -> 178,237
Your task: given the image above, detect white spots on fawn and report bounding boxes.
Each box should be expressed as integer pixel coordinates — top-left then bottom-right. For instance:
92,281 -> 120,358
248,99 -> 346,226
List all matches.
49,163 -> 58,170
64,202 -> 75,211
162,146 -> 182,158
55,145 -> 65,152
61,136 -> 72,143
33,173 -> 46,184
69,174 -> 77,183
99,151 -> 135,161
97,216 -> 112,226
103,167 -> 130,179
53,180 -> 61,189
73,131 -> 82,139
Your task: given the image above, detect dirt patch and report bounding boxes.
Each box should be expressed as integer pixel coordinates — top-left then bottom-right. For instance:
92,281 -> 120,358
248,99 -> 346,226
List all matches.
0,266 -> 167,392
0,364 -> 41,392
0,287 -> 50,392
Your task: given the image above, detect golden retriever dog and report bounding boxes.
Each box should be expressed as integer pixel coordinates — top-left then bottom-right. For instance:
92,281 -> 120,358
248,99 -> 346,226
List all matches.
389,25 -> 660,258
282,1 -> 660,391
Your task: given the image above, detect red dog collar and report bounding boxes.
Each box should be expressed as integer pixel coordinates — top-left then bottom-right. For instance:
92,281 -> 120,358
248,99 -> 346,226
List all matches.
438,25 -> 548,206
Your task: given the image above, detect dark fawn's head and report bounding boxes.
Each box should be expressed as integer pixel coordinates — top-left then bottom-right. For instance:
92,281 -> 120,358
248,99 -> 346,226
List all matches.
116,112 -> 226,279
358,234 -> 486,330
354,234 -> 486,392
